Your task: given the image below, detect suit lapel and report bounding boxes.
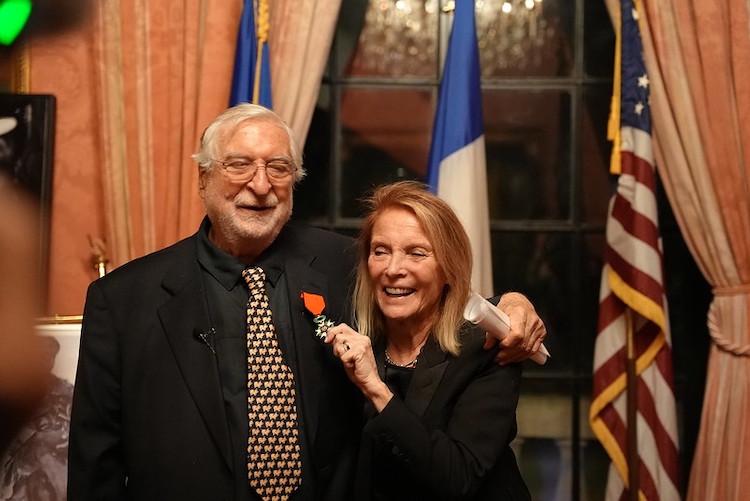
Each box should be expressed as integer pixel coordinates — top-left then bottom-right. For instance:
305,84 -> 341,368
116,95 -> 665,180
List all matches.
285,257 -> 329,448
158,257 -> 232,470
404,338 -> 450,417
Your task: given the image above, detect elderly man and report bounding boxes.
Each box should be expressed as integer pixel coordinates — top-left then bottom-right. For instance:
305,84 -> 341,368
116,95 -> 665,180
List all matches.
68,104 -> 546,501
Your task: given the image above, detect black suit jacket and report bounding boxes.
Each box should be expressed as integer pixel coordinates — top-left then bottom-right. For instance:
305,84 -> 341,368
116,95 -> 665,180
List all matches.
355,328 -> 530,501
68,223 -> 363,500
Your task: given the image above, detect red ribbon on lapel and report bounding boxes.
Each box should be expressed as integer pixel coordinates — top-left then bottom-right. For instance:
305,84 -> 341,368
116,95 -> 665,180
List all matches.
300,291 -> 326,316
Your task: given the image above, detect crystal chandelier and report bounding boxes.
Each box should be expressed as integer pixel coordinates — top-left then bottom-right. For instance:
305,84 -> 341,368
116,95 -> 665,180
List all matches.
348,0 -> 556,78
349,0 -> 439,77
476,0 -> 555,74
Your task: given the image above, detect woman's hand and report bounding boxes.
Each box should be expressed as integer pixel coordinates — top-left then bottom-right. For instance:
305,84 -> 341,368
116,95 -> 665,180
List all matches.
325,323 -> 393,412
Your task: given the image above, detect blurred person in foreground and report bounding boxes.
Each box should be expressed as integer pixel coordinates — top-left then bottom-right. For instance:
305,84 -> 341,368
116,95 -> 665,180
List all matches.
0,176 -> 48,455
69,104 -> 544,500
326,182 -> 531,500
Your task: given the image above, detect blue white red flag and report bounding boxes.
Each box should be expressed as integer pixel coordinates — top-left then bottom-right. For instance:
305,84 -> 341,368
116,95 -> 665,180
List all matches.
427,0 -> 492,296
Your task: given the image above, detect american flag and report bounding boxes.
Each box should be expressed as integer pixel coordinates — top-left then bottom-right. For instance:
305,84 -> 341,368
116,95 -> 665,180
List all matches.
590,1 -> 680,500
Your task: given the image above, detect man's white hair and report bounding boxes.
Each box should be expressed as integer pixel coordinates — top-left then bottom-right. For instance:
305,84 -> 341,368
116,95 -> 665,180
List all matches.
192,103 -> 305,181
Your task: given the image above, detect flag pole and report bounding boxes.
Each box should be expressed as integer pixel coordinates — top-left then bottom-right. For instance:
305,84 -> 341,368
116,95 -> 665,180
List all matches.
625,308 -> 639,501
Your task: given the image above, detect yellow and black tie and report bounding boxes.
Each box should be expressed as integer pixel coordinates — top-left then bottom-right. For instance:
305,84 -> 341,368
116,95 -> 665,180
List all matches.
242,266 -> 302,500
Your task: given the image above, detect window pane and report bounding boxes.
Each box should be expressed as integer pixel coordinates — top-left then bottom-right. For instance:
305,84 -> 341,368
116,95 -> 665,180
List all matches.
294,86 -> 333,222
517,437 -> 574,500
484,90 -> 571,220
584,0 -> 615,78
339,87 -> 434,217
341,0 -> 439,79
478,0 -> 575,78
579,395 -> 610,501
581,85 -> 615,225
491,231 -> 573,372
515,378 -> 574,500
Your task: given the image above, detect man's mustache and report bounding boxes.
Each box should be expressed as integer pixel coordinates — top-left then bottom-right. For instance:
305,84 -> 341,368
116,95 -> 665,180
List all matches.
234,195 -> 279,208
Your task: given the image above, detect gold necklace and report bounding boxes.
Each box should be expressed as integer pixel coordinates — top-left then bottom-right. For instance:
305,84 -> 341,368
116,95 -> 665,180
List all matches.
384,348 -> 418,369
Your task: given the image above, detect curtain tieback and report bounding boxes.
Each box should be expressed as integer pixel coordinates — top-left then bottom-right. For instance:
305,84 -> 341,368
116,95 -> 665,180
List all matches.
712,283 -> 750,296
707,286 -> 750,357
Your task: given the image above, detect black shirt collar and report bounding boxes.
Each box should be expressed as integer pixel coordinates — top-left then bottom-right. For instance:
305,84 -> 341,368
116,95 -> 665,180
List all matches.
196,217 -> 284,290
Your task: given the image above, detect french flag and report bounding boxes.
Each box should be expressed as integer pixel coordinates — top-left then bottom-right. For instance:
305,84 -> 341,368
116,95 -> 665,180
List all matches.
427,0 -> 493,296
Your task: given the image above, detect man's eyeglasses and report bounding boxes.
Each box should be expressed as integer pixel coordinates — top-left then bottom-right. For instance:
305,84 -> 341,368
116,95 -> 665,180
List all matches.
212,157 -> 296,183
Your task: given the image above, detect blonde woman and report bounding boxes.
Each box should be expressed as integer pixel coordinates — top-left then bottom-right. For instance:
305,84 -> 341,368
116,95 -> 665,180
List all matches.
326,181 -> 530,500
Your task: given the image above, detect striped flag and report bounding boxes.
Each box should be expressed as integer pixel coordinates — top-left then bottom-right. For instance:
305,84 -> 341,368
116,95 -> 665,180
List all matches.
230,0 -> 272,107
590,1 -> 680,500
427,0 -> 492,297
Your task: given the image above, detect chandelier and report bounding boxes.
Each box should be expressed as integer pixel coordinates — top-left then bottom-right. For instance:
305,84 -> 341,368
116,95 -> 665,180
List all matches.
348,0 -> 557,78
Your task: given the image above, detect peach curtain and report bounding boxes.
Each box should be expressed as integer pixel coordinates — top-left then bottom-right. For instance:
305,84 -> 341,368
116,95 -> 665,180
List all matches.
268,0 -> 342,146
95,0 -> 240,266
606,0 -> 750,498
28,18 -> 108,314
29,0 -> 238,313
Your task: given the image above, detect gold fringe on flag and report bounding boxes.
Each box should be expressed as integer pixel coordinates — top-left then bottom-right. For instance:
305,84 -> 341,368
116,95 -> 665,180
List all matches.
252,0 -> 269,104
607,6 -> 622,175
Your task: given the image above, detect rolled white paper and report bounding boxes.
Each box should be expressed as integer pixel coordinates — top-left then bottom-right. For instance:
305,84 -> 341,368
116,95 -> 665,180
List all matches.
464,292 -> 550,365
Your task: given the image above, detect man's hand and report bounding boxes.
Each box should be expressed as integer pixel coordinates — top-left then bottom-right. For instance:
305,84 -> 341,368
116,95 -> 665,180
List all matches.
483,292 -> 547,365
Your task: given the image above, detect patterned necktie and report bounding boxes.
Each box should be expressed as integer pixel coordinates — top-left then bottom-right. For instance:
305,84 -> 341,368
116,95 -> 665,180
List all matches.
242,267 -> 302,500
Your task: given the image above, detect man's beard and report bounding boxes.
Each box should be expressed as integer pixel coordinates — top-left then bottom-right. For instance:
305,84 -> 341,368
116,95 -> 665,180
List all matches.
208,200 -> 292,258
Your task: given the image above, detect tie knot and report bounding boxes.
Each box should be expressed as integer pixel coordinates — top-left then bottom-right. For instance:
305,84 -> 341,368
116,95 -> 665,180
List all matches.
242,266 -> 266,291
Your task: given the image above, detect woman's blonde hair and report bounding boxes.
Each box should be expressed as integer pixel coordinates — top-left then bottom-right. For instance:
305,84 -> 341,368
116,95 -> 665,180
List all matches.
353,181 -> 473,355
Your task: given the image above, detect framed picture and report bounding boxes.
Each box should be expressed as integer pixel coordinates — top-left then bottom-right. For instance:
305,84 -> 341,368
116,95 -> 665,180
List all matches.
0,93 -> 55,291
0,323 -> 79,500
